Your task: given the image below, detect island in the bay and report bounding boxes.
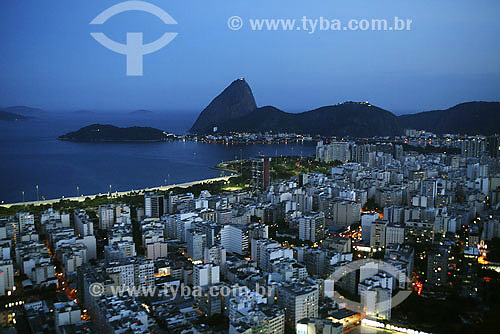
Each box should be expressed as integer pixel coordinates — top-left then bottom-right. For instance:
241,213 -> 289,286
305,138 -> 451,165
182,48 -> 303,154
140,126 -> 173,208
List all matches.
58,124 -> 169,142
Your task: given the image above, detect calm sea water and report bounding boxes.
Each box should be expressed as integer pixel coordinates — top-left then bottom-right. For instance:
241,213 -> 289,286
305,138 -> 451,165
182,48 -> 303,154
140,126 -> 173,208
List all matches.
0,112 -> 315,203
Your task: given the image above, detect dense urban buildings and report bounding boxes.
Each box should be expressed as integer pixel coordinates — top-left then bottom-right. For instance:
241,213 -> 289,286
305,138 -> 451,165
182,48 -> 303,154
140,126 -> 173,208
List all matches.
1,129 -> 500,334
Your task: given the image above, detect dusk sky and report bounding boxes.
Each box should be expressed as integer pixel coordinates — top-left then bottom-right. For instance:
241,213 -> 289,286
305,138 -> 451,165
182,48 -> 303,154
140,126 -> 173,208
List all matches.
1,0 -> 499,114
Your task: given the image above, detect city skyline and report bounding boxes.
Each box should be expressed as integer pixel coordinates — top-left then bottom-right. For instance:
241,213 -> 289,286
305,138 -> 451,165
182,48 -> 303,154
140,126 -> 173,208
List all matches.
1,1 -> 500,333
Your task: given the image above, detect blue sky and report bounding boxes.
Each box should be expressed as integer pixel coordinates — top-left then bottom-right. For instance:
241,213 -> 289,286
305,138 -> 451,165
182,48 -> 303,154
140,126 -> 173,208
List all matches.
0,0 -> 499,114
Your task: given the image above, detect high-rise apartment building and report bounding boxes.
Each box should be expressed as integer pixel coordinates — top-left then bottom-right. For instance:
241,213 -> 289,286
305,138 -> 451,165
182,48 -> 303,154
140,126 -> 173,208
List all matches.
98,204 -> 115,230
144,192 -> 166,218
426,245 -> 452,287
251,156 -> 271,190
461,138 -> 486,158
298,212 -> 325,243
221,224 -> 249,255
370,220 -> 388,249
193,263 -> 220,287
316,141 -> 351,163
488,135 -> 500,158
277,281 -> 319,327
187,229 -> 206,261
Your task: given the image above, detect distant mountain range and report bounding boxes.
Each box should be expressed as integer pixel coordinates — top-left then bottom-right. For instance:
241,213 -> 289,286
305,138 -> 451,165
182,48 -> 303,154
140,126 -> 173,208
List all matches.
0,106 -> 42,121
398,102 -> 500,136
0,110 -> 31,121
213,103 -> 401,137
58,124 -> 167,142
2,83 -> 499,136
1,106 -> 44,116
189,79 -> 500,136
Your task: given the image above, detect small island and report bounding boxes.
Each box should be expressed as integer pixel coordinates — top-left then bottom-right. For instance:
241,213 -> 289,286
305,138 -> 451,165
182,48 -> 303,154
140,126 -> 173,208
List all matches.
58,124 -> 169,142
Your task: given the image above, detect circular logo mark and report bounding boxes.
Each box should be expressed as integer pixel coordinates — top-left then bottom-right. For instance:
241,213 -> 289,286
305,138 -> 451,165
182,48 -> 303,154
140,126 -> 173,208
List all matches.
89,282 -> 105,297
328,259 -> 412,315
228,16 -> 244,31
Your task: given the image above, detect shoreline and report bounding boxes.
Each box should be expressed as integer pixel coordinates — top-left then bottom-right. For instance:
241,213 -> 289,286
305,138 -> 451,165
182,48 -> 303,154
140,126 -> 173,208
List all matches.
0,175 -> 236,208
